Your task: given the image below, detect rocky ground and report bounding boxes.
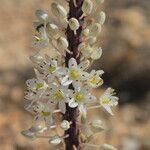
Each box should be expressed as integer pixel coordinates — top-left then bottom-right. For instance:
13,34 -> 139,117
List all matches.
0,0 -> 150,150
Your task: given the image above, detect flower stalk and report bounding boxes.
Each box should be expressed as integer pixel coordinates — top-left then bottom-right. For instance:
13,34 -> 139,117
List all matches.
64,1 -> 84,149
22,0 -> 119,150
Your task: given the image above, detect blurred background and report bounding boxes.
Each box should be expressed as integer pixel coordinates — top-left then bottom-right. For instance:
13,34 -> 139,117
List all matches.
0,0 -> 149,149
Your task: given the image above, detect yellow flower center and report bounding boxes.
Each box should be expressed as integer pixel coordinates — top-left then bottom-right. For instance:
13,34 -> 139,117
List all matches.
48,65 -> 56,73
42,111 -> 51,117
69,69 -> 81,80
53,90 -> 64,101
36,83 -> 44,90
89,76 -> 99,84
102,98 -> 110,104
74,92 -> 84,103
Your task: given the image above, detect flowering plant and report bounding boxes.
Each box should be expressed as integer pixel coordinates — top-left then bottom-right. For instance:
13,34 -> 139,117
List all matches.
22,0 -> 118,150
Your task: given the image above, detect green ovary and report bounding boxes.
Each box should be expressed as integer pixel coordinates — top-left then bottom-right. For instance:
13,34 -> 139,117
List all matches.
53,90 -> 64,101
102,98 -> 110,104
42,111 -> 51,117
48,65 -> 56,73
69,69 -> 81,80
36,83 -> 44,90
75,92 -> 84,103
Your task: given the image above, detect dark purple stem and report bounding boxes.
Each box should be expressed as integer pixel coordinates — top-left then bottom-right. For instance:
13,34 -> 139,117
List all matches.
64,0 -> 84,150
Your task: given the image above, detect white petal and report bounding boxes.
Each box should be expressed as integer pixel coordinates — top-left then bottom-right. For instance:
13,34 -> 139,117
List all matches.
72,81 -> 81,90
58,101 -> 66,114
61,77 -> 72,86
80,72 -> 89,80
68,99 -> 78,108
57,68 -> 68,75
102,104 -> 114,115
79,60 -> 90,70
68,58 -> 77,68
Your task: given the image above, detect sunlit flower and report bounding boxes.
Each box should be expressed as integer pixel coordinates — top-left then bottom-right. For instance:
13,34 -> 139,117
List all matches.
32,26 -> 49,49
48,84 -> 72,114
26,69 -> 47,93
36,55 -> 60,83
33,102 -> 54,127
68,87 -> 96,110
87,70 -> 104,88
59,58 -> 89,88
99,88 -> 119,115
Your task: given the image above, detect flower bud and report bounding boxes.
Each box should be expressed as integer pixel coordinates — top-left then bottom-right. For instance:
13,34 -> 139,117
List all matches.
95,0 -> 104,4
91,47 -> 102,60
100,144 -> 117,150
57,37 -> 68,50
87,36 -> 97,45
68,18 -> 80,34
30,53 -> 43,64
35,10 -> 48,22
21,130 -> 36,140
46,23 -> 59,36
60,120 -> 70,131
82,28 -> 90,36
82,0 -> 93,16
95,11 -> 106,25
29,125 -> 46,133
49,136 -> 62,145
51,2 -> 67,20
91,119 -> 104,132
89,23 -> 101,36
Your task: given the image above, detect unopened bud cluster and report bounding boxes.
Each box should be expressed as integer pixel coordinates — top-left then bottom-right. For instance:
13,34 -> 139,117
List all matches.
22,0 -> 118,149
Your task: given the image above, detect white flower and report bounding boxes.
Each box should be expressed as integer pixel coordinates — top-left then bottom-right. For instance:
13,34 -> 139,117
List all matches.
35,10 -> 48,22
37,55 -> 60,83
68,18 -> 80,34
49,135 -> 62,145
32,26 -> 49,49
48,84 -> 72,114
68,87 -> 96,109
33,102 -> 54,127
87,70 -> 104,88
60,120 -> 70,131
82,0 -> 93,16
51,2 -> 67,21
26,70 -> 47,92
95,11 -> 106,25
100,144 -> 117,150
59,58 -> 89,88
99,88 -> 119,115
